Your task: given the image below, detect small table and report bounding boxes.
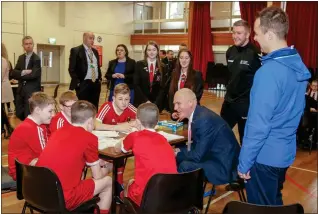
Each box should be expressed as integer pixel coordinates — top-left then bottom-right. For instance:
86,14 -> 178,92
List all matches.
98,129 -> 188,214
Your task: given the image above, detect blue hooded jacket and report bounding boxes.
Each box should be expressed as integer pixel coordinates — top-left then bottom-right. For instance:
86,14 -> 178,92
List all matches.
238,46 -> 311,174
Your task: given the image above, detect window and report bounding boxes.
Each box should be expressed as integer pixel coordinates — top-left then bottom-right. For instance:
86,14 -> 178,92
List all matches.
166,2 -> 186,19
210,1 -> 241,32
133,2 -> 189,34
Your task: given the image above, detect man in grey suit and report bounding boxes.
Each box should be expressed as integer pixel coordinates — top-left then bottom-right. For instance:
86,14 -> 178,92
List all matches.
11,36 -> 42,121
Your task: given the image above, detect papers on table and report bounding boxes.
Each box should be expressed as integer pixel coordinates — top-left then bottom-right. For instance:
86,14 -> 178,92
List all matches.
92,131 -> 119,138
157,131 -> 185,142
92,131 -> 121,150
98,138 -> 123,150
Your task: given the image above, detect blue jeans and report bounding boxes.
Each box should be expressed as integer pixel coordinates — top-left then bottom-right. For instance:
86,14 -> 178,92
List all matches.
245,162 -> 288,205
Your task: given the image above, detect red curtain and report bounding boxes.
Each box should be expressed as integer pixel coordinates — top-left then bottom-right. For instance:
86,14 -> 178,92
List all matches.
287,2 -> 318,69
189,2 -> 214,81
239,2 -> 267,46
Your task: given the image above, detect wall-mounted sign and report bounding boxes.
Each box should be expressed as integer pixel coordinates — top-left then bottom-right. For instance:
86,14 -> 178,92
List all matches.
48,38 -> 56,45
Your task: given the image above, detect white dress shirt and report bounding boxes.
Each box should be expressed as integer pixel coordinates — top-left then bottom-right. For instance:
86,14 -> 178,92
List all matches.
83,44 -> 99,80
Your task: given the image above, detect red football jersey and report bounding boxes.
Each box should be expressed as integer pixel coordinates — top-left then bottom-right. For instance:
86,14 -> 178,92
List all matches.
36,126 -> 99,207
8,117 -> 49,180
122,129 -> 177,205
96,101 -> 136,125
49,111 -> 72,134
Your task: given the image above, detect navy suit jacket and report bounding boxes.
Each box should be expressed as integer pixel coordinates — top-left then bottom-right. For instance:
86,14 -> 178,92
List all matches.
177,105 -> 240,185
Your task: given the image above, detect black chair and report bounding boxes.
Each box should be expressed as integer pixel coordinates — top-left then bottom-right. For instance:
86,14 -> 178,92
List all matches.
1,166 -> 16,194
203,177 -> 247,214
225,178 -> 247,202
206,61 -> 216,85
222,201 -> 304,214
297,95 -> 318,154
206,63 -> 230,88
15,159 -> 100,214
120,168 -> 204,214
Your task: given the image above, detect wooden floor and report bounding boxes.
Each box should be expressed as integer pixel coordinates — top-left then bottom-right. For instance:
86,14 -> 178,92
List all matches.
1,84 -> 317,213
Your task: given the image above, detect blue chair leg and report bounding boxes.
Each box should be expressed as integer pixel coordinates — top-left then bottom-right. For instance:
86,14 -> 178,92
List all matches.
204,185 -> 216,214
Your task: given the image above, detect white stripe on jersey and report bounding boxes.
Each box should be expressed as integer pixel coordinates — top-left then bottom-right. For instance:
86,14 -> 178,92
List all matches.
128,104 -> 137,113
57,117 -> 65,129
98,104 -> 110,121
37,127 -> 46,150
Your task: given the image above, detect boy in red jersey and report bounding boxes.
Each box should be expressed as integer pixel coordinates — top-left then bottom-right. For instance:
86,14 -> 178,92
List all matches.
120,103 -> 177,205
49,90 -> 78,134
36,100 -> 112,213
95,83 -> 137,133
8,92 -> 55,180
95,83 -> 137,195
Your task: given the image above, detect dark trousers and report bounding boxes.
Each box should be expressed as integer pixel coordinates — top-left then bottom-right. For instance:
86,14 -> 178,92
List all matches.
15,87 -> 33,121
177,161 -> 201,173
245,162 -> 288,205
76,80 -> 101,109
1,103 -> 10,131
220,101 -> 249,145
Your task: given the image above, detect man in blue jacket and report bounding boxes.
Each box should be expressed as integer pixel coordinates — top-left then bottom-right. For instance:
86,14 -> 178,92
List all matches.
173,88 -> 240,185
238,6 -> 311,205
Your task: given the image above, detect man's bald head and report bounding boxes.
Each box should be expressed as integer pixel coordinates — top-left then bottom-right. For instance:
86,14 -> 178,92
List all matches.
173,88 -> 197,119
83,32 -> 95,48
175,88 -> 197,103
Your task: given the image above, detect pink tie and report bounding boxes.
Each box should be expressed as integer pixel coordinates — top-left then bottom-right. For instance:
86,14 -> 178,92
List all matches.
187,122 -> 192,151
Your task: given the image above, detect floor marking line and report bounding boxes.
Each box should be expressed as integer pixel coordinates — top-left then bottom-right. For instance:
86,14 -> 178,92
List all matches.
286,175 -> 317,198
203,191 -> 234,209
290,166 -> 317,174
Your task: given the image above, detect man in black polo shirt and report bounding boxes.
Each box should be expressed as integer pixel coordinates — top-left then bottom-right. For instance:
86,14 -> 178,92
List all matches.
221,20 -> 261,145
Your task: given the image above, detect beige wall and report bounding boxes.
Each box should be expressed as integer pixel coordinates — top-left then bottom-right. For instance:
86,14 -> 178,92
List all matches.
2,2 -> 134,84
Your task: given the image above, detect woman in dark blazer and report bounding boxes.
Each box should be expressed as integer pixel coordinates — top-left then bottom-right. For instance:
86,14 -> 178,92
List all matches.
105,44 -> 136,103
133,41 -> 168,110
169,49 -> 204,111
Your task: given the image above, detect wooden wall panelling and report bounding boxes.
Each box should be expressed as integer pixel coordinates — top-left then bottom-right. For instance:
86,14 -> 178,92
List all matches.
130,33 -> 233,46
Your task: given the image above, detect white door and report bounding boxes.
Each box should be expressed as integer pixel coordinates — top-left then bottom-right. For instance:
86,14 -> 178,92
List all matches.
37,44 -> 60,84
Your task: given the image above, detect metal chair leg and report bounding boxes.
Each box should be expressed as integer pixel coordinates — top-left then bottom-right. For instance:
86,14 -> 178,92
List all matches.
204,185 -> 215,214
203,180 -> 207,192
238,190 -> 243,201
21,202 -> 27,214
241,190 -> 247,202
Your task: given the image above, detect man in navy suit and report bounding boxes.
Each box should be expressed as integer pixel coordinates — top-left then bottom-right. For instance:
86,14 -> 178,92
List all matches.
173,88 -> 240,185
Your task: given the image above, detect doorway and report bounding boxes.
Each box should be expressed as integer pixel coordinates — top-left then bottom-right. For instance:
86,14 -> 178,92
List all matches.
37,44 -> 61,84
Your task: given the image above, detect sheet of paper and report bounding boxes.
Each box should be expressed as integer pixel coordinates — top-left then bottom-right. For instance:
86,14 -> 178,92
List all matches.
92,130 -> 119,139
157,131 -> 185,141
98,138 -> 123,150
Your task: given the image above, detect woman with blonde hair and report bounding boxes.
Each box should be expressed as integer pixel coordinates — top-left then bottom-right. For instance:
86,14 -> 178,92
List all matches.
1,43 -> 14,138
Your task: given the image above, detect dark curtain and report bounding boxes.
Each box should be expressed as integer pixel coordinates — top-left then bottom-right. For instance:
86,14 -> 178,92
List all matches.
287,2 -> 318,70
239,1 -> 267,47
189,1 -> 214,81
